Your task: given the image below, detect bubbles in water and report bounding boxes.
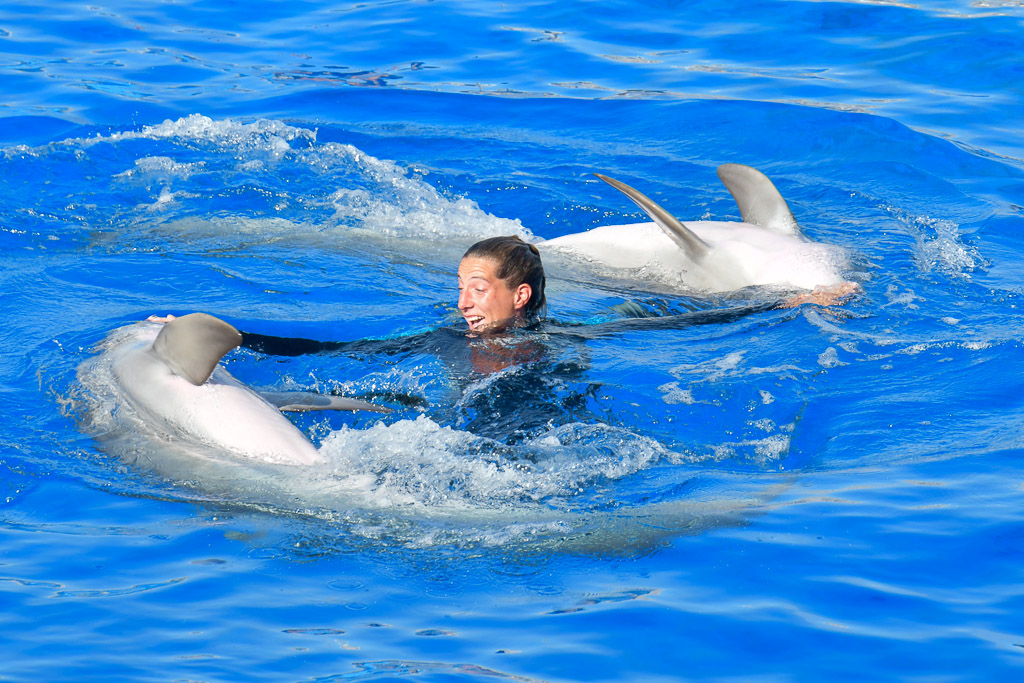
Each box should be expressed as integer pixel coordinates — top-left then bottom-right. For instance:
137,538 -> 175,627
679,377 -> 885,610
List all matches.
885,206 -> 986,279
817,346 -> 848,368
659,382 -> 696,405
319,415 -> 669,513
114,156 -> 205,180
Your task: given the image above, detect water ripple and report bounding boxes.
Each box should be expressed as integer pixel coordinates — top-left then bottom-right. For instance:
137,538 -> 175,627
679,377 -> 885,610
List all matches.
54,576 -> 186,599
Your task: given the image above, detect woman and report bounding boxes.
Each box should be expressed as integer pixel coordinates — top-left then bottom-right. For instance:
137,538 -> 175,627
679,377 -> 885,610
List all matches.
456,235 -> 546,334
150,235 -> 548,355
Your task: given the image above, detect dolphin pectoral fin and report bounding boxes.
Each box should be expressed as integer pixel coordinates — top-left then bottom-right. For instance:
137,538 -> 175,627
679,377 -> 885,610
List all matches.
716,164 -> 801,236
152,312 -> 243,386
594,173 -> 710,261
259,391 -> 392,414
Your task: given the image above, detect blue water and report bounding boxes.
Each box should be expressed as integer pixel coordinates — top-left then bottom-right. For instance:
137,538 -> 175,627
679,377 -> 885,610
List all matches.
2,1 -> 1024,680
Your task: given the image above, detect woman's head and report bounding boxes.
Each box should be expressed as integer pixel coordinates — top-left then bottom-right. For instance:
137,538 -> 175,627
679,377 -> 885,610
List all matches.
457,235 -> 546,333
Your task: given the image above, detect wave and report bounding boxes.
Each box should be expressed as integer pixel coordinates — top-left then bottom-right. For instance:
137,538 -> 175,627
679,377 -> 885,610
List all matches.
2,114 -> 529,255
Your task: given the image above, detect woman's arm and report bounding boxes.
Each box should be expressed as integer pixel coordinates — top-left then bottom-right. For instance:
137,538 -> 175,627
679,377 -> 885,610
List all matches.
147,314 -> 351,356
239,331 -> 350,356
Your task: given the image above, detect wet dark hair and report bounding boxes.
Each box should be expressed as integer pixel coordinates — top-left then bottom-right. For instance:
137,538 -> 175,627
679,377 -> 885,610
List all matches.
463,235 -> 546,317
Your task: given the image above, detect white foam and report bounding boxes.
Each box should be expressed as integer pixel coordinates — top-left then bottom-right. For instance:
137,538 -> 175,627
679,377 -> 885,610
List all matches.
667,351 -> 746,381
817,346 -> 848,368
103,114 -> 317,152
707,433 -> 792,467
18,114 -> 531,243
659,381 -> 697,405
114,156 -> 205,179
885,206 -> 986,279
318,415 -> 668,512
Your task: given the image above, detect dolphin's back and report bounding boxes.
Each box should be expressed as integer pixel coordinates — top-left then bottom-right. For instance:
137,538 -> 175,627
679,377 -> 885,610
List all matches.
593,173 -> 710,261
542,164 -> 847,294
109,324 -> 320,466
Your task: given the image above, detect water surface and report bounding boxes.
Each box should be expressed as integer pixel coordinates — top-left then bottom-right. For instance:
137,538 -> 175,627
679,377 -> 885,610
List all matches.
2,1 -> 1024,680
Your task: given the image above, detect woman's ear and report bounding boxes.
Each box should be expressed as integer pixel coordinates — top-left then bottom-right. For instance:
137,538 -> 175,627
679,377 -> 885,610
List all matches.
513,283 -> 532,311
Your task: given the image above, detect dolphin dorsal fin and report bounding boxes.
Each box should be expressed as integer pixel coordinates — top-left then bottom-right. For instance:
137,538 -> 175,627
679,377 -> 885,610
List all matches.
717,164 -> 801,236
595,173 -> 710,261
152,313 -> 243,386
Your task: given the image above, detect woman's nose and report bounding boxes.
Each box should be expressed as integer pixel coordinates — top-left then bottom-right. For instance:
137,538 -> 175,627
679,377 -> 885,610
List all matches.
458,289 -> 471,310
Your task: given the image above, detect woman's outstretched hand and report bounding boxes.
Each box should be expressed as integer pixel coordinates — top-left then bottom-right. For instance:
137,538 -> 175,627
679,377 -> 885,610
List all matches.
780,281 -> 861,308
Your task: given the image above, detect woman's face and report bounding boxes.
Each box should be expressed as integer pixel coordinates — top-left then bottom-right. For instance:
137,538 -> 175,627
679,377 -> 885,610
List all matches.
457,256 -> 531,333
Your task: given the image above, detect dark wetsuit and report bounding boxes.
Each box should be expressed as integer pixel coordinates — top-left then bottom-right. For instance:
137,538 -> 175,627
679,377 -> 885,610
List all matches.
236,301 -> 779,444
239,301 -> 777,356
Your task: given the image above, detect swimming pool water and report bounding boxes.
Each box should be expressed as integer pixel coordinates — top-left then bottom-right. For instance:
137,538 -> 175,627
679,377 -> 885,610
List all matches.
2,1 -> 1024,680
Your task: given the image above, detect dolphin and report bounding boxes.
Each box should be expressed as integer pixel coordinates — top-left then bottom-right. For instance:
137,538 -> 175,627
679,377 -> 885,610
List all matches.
105,312 -> 388,466
541,164 -> 850,295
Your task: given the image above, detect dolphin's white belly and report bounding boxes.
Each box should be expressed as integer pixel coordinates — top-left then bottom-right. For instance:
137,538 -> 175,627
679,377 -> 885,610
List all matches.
109,326 -> 320,466
542,220 -> 845,293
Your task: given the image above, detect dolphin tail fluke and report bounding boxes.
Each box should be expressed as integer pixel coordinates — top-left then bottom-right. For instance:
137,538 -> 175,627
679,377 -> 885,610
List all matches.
259,391 -> 392,414
594,173 -> 710,261
716,164 -> 801,236
152,313 -> 243,386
